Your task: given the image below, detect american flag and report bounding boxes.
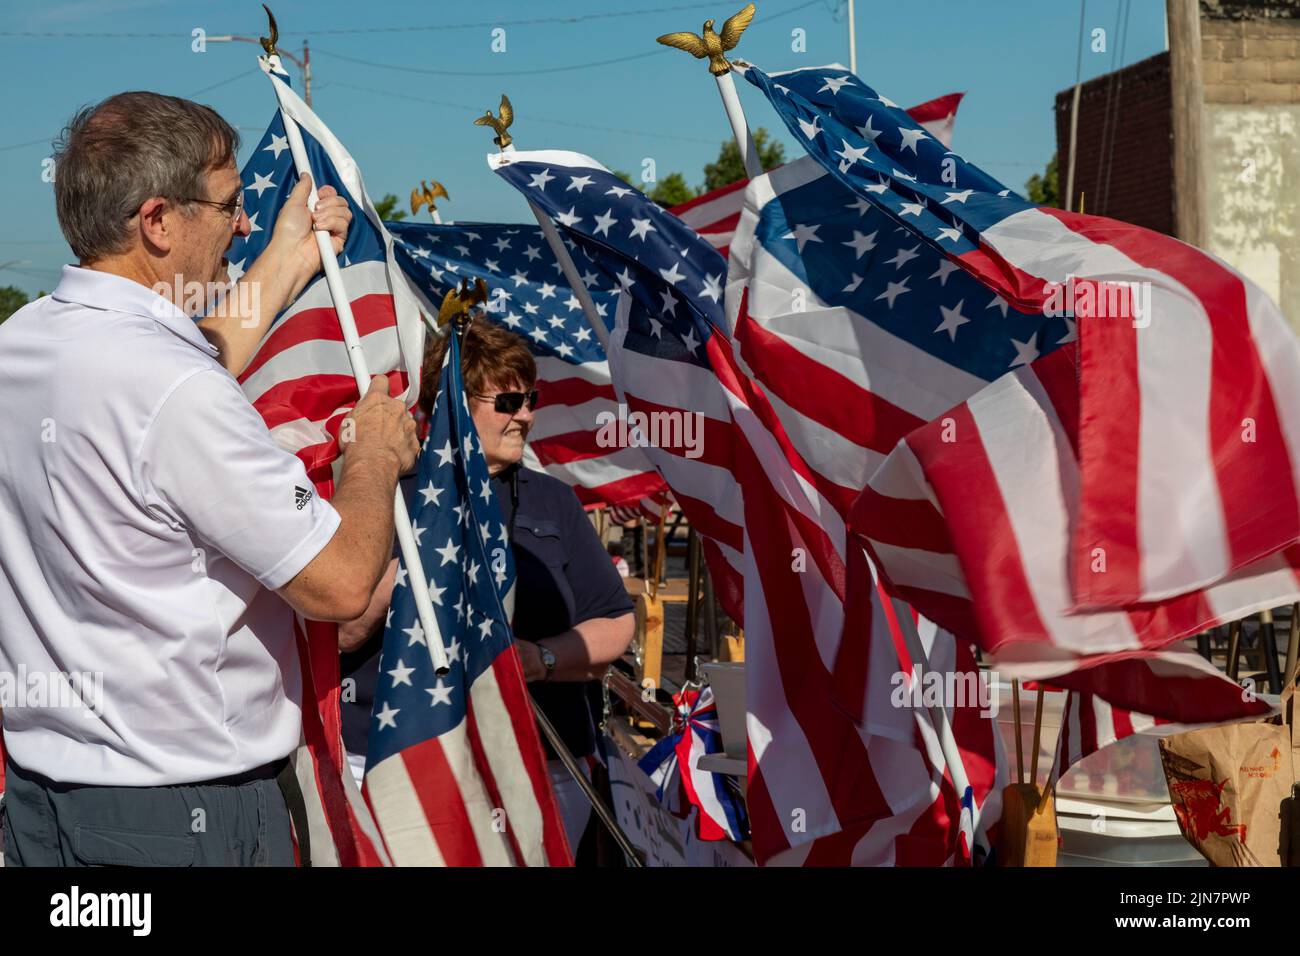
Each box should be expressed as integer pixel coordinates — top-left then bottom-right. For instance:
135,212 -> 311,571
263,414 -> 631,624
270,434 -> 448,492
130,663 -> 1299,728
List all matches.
637,685 -> 748,842
1050,644 -> 1273,786
740,61 -> 1300,619
361,331 -> 571,867
669,90 -> 964,259
381,92 -> 960,523
852,342 -> 1300,716
386,219 -> 670,517
228,61 -> 426,865
489,146 -> 1005,866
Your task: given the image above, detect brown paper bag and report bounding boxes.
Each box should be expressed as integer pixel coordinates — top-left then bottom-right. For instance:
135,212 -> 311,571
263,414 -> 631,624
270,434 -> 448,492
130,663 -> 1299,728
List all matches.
1159,723 -> 1292,867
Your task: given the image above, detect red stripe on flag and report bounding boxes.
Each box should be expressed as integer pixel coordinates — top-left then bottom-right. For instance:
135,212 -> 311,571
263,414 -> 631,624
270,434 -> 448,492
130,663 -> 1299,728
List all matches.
237,295 -> 401,384
400,735 -> 485,866
851,484 -> 955,555
293,616 -> 362,867
1060,320 -> 1144,609
253,369 -> 408,431
735,305 -> 925,459
744,744 -> 792,859
706,357 -> 890,864
904,91 -> 965,124
668,177 -> 748,218
906,401 -> 1053,649
699,536 -> 744,625
534,375 -> 617,409
528,432 -> 612,466
567,470 -> 671,510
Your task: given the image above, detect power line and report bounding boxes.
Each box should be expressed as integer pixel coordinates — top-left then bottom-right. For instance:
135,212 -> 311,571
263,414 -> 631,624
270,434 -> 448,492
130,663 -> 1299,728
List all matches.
0,2 -> 730,40
185,67 -> 259,99
284,1 -> 727,35
0,30 -> 187,38
0,70 -> 261,153
0,136 -> 53,154
0,263 -> 62,280
327,81 -> 720,145
311,0 -> 821,78
316,46 -> 668,78
0,0 -> 819,149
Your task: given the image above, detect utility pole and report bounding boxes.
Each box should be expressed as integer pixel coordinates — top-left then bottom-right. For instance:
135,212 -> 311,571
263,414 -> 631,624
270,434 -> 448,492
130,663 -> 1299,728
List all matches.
1166,0 -> 1205,247
301,40 -> 312,107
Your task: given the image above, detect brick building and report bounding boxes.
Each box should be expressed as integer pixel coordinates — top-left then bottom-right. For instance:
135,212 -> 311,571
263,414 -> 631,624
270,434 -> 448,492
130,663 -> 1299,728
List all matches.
1054,0 -> 1300,332
1053,51 -> 1174,232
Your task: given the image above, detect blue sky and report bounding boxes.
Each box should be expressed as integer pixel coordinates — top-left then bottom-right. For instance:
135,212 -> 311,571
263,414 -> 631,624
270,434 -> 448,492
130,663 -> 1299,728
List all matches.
0,0 -> 1168,297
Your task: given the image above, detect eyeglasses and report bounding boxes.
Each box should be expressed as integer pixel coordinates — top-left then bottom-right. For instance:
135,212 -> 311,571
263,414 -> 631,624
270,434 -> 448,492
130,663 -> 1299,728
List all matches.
181,191 -> 245,220
473,390 -> 540,414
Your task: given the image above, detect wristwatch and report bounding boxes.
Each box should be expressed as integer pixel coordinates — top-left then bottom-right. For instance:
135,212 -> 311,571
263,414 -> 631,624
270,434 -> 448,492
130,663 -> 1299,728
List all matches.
537,643 -> 557,682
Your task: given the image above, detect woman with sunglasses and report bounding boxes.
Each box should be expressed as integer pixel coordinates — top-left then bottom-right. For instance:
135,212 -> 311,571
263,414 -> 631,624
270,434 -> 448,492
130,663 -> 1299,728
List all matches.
338,318 -> 635,855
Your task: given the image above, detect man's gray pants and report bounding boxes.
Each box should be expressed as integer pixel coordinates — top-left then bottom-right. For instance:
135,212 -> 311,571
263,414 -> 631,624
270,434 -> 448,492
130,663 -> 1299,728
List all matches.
1,756 -> 296,867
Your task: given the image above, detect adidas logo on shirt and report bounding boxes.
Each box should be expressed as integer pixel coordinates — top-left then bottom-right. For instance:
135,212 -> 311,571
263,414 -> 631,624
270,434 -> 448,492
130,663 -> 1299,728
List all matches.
294,486 -> 313,510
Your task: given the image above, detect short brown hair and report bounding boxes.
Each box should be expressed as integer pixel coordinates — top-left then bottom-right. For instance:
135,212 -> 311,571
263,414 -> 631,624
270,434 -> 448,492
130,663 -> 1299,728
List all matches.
53,91 -> 240,262
419,317 -> 537,416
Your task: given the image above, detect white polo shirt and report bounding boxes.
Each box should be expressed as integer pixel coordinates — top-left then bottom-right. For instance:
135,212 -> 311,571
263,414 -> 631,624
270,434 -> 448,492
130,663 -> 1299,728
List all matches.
0,266 -> 341,786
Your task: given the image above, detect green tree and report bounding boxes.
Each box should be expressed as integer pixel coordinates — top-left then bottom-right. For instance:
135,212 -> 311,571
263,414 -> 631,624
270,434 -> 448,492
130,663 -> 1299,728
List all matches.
1024,153 -> 1059,208
701,128 -> 785,192
648,172 -> 698,207
0,285 -> 28,324
373,193 -> 407,222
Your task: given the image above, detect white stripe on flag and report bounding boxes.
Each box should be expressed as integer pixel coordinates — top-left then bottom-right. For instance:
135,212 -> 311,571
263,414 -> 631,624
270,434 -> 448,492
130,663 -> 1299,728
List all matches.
364,752 -> 447,866
291,738 -> 340,867
469,668 -> 549,867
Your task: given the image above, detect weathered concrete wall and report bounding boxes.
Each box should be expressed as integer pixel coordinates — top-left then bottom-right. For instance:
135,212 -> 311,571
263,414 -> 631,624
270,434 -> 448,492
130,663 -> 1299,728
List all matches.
1201,9 -> 1300,333
1203,105 -> 1300,327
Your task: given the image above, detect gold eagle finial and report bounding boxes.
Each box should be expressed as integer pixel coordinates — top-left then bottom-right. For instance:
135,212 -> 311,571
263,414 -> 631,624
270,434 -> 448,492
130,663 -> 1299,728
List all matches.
474,94 -> 514,150
410,180 -> 450,218
656,3 -> 755,75
437,278 -> 491,331
259,3 -> 279,58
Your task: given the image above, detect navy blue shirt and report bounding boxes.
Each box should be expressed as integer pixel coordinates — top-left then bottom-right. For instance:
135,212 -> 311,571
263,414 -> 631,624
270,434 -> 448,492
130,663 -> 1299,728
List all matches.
342,465 -> 632,759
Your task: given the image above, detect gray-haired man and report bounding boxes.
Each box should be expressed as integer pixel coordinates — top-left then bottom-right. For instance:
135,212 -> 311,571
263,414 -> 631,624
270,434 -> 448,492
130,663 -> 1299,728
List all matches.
0,91 -> 417,865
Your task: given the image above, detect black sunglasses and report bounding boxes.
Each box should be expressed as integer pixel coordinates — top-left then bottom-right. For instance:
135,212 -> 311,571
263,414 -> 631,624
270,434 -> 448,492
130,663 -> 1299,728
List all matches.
476,390 -> 539,414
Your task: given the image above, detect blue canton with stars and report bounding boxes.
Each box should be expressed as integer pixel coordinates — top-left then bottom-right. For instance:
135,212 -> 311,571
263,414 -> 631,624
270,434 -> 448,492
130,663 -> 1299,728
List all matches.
366,332 -> 518,769
491,152 -> 730,379
227,108 -> 386,317
755,162 -> 1060,377
740,63 -> 1076,371
386,220 -> 612,366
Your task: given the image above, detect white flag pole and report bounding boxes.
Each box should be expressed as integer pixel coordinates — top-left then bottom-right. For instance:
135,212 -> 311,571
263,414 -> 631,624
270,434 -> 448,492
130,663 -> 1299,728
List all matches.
715,70 -> 762,180
260,55 -> 450,675
847,0 -> 857,76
